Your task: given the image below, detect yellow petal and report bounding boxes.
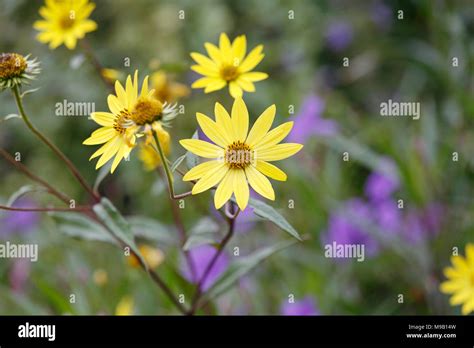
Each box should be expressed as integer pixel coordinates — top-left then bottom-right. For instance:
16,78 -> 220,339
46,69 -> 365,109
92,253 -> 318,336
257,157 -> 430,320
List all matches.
214,169 -> 235,209
256,160 -> 287,181
245,165 -> 275,201
451,255 -> 469,273
183,160 -> 222,181
191,64 -> 219,77
229,81 -> 243,98
107,95 -> 123,115
192,164 -> 228,195
114,80 -> 128,107
235,78 -> 255,92
254,122 -> 294,150
140,75 -> 149,97
215,102 -> 235,140
450,287 -> 473,305
461,297 -> 474,315
89,136 -> 118,160
246,104 -> 275,147
240,72 -> 268,82
96,136 -> 122,169
83,127 -> 116,145
91,112 -> 115,127
196,113 -> 230,148
219,33 -> 232,62
257,143 -> 303,162
192,77 -> 221,89
110,142 -> 129,173
205,42 -> 224,64
190,52 -> 219,72
64,35 -> 77,50
233,169 -> 249,210
232,35 -> 247,62
179,139 -> 223,158
231,98 -> 249,142
440,280 -> 466,294
239,45 -> 264,72
466,243 -> 474,267
204,79 -> 227,93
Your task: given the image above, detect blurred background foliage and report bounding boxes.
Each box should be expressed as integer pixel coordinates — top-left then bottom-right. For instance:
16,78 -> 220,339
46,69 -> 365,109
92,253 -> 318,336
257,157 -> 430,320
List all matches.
1,0 -> 474,315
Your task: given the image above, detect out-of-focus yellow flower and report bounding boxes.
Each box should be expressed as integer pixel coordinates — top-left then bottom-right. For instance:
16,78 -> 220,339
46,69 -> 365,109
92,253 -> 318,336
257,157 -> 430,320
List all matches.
127,244 -> 165,269
150,70 -> 190,104
180,98 -> 302,210
191,33 -> 268,98
92,269 -> 108,286
101,68 -> 124,85
138,124 -> 171,171
115,295 -> 134,316
34,0 -> 98,50
0,53 -> 40,90
440,244 -> 474,315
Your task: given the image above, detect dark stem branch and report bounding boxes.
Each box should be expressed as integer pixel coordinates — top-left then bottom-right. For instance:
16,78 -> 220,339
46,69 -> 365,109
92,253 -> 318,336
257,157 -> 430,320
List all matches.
12,85 -> 100,203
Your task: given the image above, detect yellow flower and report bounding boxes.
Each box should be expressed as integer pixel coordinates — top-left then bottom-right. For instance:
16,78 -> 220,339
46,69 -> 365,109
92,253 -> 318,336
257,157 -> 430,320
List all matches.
101,68 -> 124,85
92,269 -> 108,286
440,243 -> 474,315
151,70 -> 190,104
34,0 -> 98,50
115,295 -> 134,316
127,244 -> 165,269
139,125 -> 171,171
83,71 -> 178,173
191,33 -> 268,98
180,98 -> 303,210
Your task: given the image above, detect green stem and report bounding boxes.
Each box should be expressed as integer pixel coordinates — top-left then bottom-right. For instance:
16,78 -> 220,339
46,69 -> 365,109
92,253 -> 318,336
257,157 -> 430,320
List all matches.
153,132 -> 193,200
12,85 -> 100,202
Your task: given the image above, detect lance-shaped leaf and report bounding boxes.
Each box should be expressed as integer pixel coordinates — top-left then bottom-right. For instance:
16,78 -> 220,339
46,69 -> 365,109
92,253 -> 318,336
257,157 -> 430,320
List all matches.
93,198 -> 147,269
183,217 -> 221,251
201,239 -> 297,303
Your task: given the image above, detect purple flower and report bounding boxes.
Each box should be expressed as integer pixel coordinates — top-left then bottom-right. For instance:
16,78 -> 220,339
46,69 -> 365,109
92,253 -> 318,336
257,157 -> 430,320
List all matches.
372,199 -> 401,234
288,95 -> 339,143
364,159 -> 400,202
181,244 -> 229,291
325,21 -> 353,52
280,296 -> 319,316
371,1 -> 392,30
402,203 -> 444,243
322,198 -> 380,258
1,199 -> 39,238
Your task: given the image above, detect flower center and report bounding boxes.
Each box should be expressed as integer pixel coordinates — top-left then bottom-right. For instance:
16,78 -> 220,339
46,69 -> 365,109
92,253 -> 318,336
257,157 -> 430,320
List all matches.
113,109 -> 133,134
220,65 -> 239,81
59,15 -> 75,29
225,141 -> 253,169
0,53 -> 27,79
131,97 -> 163,125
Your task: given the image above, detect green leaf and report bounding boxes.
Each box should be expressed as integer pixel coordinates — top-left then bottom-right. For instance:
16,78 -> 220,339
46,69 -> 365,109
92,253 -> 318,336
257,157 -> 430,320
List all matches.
128,216 -> 177,245
6,185 -> 46,206
93,198 -> 147,269
185,130 -> 200,169
321,135 -> 400,177
243,197 -> 302,241
0,113 -> 21,124
202,239 -> 297,303
20,87 -> 40,98
183,217 -> 220,251
171,154 -> 187,172
49,211 -> 117,244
